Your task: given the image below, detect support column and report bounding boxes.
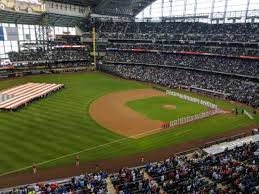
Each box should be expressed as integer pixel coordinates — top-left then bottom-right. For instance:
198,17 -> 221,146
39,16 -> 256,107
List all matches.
161,0 -> 164,18
15,23 -> 21,52
183,0 -> 187,18
36,14 -> 50,50
194,0 -> 197,22
245,0 -> 251,22
92,27 -> 96,66
223,0 -> 229,23
149,4 -> 152,18
169,0 -> 173,18
211,0 -> 216,22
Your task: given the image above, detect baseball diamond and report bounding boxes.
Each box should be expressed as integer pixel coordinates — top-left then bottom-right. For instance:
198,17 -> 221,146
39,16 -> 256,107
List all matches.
0,72 -> 258,190
0,0 -> 259,192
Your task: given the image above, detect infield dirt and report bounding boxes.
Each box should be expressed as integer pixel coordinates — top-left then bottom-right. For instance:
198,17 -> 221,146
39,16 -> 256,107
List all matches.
89,89 -> 167,138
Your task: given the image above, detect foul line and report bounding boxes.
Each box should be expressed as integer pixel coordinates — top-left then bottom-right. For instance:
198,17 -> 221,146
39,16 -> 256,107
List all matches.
0,90 -> 219,177
0,126 -> 171,177
176,129 -> 192,136
244,110 -> 254,120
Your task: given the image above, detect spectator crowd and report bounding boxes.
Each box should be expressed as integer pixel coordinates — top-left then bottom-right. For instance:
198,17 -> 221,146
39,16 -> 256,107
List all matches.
8,48 -> 91,63
110,43 -> 259,57
82,21 -> 259,43
4,172 -> 108,194
105,51 -> 259,77
100,63 -> 258,107
1,141 -> 258,194
145,142 -> 259,194
80,21 -> 259,57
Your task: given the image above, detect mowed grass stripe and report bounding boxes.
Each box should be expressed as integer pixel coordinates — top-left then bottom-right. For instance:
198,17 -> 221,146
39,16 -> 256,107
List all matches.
0,128 -> 77,157
0,72 -> 258,175
127,96 -> 208,122
0,120 -> 115,153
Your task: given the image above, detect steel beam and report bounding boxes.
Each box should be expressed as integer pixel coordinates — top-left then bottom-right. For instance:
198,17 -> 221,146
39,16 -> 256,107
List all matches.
161,0 -> 164,18
223,0 -> 229,22
169,0 -> 173,18
245,0 -> 251,21
183,0 -> 187,17
210,0 -> 216,22
194,0 -> 197,21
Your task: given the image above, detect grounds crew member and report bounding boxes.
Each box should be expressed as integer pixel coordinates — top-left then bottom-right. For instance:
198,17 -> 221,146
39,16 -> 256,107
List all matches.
76,155 -> 80,166
32,162 -> 37,174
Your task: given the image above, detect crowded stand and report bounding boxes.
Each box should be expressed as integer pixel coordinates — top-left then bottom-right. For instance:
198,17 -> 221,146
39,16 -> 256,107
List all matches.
0,61 -> 95,79
100,64 -> 258,107
145,141 -> 259,194
109,43 -> 259,57
105,51 -> 259,77
6,172 -> 108,194
8,48 -> 91,62
2,138 -> 257,194
1,0 -> 259,192
48,61 -> 94,69
90,21 -> 259,43
110,168 -> 160,193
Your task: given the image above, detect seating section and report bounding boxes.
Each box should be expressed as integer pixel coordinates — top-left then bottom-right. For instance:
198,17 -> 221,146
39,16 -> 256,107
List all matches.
8,48 -> 91,63
8,172 -> 108,194
99,63 -> 258,107
105,51 -> 259,77
110,168 -> 160,193
1,140 -> 258,194
89,21 -> 259,43
108,141 -> 259,194
0,83 -> 64,111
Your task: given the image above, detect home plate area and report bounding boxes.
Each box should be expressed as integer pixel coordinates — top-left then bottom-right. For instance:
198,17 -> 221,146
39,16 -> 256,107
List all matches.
0,83 -> 64,111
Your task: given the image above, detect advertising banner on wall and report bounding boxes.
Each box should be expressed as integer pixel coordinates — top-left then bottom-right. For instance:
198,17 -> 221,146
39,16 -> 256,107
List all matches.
0,27 -> 4,41
6,27 -> 19,41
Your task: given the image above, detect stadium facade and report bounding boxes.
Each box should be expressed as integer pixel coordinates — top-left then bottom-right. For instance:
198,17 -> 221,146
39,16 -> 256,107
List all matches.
1,0 -> 259,60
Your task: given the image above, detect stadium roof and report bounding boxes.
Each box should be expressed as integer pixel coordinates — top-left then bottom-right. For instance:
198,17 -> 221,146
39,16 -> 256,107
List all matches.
49,0 -> 156,16
0,0 -> 156,26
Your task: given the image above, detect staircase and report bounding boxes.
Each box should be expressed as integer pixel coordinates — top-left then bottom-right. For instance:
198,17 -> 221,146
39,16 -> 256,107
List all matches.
106,176 -> 116,194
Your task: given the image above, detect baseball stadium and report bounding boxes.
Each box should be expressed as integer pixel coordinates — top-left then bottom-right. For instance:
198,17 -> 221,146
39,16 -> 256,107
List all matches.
0,0 -> 259,193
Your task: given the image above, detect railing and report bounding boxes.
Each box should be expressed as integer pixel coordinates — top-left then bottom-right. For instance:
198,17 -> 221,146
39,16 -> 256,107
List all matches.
135,9 -> 259,23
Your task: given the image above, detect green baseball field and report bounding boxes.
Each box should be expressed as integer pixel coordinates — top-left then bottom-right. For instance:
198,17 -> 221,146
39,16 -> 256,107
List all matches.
0,72 -> 258,176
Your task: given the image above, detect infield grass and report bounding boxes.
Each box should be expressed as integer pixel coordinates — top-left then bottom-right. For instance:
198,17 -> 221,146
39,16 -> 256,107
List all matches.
0,72 -> 258,175
127,96 -> 208,122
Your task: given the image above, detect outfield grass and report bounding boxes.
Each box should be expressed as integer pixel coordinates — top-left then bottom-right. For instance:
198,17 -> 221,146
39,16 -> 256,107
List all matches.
0,72 -> 258,175
127,96 -> 208,122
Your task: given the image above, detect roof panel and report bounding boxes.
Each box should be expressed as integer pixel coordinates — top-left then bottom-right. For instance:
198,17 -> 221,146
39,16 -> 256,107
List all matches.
47,0 -> 155,16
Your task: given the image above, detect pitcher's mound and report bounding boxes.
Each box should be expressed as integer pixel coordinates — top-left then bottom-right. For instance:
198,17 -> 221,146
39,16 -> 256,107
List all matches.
163,105 -> 176,110
89,89 -> 167,138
